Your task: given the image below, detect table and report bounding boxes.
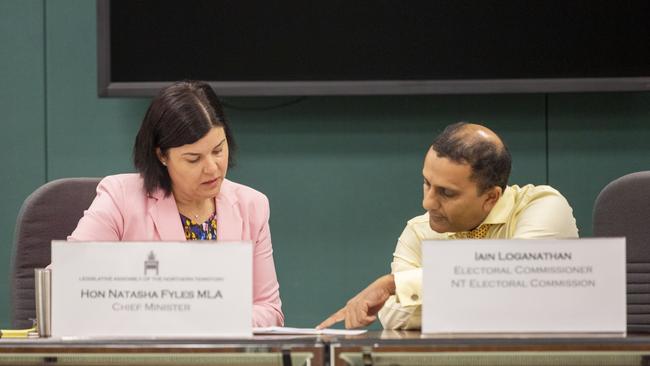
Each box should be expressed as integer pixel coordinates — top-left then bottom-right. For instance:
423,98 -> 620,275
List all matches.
0,335 -> 325,366
4,332 -> 650,366
329,331 -> 650,366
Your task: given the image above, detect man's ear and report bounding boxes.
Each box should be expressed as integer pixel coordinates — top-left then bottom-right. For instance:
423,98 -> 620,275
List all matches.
482,186 -> 502,212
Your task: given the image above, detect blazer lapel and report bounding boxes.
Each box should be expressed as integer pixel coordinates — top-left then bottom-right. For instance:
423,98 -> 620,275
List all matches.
148,189 -> 186,241
216,180 -> 243,241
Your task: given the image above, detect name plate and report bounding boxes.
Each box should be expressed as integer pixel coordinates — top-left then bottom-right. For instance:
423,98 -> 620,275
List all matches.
51,241 -> 252,338
422,238 -> 626,334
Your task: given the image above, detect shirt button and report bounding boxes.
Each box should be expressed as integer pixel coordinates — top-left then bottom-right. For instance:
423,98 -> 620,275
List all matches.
411,294 -> 419,301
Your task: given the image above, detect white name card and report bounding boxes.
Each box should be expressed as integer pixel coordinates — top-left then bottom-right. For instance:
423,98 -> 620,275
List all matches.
422,238 -> 626,334
51,241 -> 252,338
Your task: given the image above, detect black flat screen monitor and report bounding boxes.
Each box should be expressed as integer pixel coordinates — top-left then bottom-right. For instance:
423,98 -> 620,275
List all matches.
98,0 -> 650,96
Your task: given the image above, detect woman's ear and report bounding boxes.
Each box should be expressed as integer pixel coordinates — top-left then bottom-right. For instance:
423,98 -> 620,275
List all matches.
156,148 -> 167,166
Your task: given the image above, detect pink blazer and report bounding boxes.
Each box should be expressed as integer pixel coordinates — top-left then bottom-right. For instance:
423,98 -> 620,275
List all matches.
69,173 -> 284,327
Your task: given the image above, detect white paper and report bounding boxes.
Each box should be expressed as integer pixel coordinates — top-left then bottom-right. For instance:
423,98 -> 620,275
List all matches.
422,238 -> 626,334
254,326 -> 367,336
51,241 -> 253,338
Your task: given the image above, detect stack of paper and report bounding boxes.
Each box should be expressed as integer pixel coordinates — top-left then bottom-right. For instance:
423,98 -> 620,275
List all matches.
253,327 -> 367,336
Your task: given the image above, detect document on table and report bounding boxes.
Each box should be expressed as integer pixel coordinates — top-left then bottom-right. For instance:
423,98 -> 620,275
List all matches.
254,326 -> 367,336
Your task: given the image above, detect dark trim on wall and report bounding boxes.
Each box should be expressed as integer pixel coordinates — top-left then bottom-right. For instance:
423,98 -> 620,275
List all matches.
544,94 -> 549,185
43,0 -> 48,181
97,0 -> 110,97
98,79 -> 650,98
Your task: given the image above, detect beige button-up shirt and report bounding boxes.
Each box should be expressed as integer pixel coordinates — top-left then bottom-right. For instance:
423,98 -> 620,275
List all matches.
378,184 -> 579,330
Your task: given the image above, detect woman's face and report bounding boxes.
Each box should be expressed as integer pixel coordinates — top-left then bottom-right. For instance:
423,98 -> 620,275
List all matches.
159,127 -> 229,202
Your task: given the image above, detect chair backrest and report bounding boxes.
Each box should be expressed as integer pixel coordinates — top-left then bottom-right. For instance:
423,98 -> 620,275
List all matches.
10,177 -> 101,328
593,171 -> 650,332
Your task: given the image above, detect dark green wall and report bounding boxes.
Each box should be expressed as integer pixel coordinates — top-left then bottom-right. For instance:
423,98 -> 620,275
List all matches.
1,0 -> 46,328
1,0 -> 649,328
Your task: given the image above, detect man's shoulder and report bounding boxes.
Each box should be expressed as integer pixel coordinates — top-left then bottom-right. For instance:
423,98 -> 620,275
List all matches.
406,212 -> 430,226
405,212 -> 448,239
508,184 -> 569,207
505,184 -> 578,238
509,183 -> 562,196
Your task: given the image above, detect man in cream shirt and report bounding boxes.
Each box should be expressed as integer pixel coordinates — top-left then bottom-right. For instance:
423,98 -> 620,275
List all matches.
318,122 -> 578,330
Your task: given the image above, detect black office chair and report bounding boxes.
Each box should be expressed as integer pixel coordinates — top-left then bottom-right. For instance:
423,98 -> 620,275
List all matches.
10,177 -> 101,328
593,171 -> 650,332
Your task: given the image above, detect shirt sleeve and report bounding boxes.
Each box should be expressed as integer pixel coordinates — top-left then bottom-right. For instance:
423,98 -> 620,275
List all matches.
378,220 -> 425,330
511,191 -> 579,239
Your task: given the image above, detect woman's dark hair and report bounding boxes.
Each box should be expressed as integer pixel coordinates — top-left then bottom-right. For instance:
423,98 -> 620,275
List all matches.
431,122 -> 511,194
133,80 -> 236,195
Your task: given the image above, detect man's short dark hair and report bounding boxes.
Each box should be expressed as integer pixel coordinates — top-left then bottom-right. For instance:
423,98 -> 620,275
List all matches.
133,80 -> 236,196
431,122 -> 511,193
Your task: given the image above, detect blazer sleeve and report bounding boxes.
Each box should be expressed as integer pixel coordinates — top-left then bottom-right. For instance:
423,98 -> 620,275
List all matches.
68,176 -> 124,241
251,194 -> 285,327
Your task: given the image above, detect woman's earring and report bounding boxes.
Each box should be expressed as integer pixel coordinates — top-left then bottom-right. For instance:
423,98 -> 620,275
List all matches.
162,161 -> 167,166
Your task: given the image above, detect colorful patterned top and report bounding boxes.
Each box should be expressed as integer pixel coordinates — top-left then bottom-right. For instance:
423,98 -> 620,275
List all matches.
180,212 -> 217,240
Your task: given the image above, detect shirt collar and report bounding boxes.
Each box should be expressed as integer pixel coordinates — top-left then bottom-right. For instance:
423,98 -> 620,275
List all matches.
481,185 -> 514,225
442,185 -> 514,238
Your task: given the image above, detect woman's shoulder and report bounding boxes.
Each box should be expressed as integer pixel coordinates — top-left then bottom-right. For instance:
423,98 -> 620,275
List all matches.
99,173 -> 143,190
220,179 -> 270,225
221,179 -> 268,205
97,173 -> 147,197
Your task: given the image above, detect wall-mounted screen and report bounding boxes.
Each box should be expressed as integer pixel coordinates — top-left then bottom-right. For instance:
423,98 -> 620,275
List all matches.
98,0 -> 650,96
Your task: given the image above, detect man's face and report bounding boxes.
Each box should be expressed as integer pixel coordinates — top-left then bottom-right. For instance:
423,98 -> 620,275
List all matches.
422,148 -> 500,233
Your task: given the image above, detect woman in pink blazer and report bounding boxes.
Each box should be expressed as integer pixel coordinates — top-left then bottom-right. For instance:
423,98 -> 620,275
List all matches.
69,81 -> 283,327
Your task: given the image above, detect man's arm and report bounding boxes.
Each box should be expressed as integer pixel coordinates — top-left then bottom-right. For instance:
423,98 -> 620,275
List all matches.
376,216 -> 429,329
317,216 -> 428,329
378,268 -> 423,329
316,274 -> 395,329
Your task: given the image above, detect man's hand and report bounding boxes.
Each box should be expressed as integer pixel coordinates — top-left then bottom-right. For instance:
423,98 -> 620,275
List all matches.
316,274 -> 395,329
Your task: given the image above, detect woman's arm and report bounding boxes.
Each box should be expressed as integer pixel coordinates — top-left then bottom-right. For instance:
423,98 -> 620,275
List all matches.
251,195 -> 284,327
68,176 -> 124,241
